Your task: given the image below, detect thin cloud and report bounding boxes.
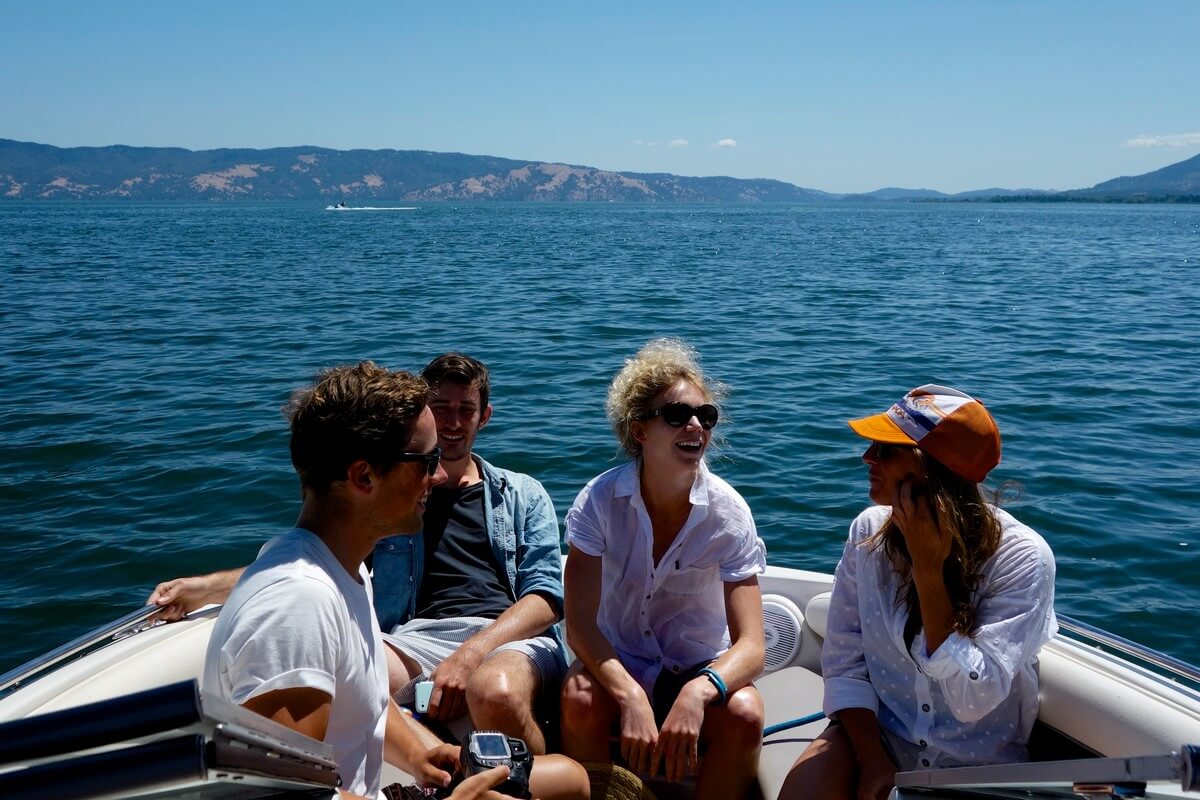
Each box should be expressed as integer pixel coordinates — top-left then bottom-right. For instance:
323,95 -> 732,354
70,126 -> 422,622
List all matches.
1124,132 -> 1200,148
669,138 -> 689,148
712,138 -> 737,148
634,139 -> 659,148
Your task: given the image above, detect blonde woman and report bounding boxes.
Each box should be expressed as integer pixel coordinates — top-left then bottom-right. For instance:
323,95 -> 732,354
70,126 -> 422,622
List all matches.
560,339 -> 767,800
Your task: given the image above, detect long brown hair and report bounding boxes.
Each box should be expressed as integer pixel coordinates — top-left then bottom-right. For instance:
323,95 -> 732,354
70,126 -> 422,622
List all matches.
868,451 -> 1004,637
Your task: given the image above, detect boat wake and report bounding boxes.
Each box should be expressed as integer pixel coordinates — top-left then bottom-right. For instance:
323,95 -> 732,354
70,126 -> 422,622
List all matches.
325,206 -> 417,211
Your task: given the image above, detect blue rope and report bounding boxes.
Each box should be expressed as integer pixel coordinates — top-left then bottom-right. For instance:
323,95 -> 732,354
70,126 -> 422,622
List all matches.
763,711 -> 825,737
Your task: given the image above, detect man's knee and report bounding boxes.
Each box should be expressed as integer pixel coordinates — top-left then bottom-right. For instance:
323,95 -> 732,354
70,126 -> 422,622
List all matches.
466,652 -> 539,717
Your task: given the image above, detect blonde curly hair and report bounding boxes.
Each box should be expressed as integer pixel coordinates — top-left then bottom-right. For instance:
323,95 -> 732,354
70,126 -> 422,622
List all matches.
606,338 -> 726,458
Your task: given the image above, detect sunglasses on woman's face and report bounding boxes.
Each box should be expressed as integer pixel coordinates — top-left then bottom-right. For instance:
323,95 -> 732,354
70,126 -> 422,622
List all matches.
394,446 -> 442,476
872,442 -> 916,460
640,402 -> 719,430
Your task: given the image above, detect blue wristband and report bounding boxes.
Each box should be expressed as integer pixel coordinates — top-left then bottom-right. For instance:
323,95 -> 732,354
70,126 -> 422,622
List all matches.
697,667 -> 728,705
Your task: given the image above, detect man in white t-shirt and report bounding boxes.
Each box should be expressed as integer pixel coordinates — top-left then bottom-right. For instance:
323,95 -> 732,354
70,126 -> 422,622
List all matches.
203,362 -> 513,800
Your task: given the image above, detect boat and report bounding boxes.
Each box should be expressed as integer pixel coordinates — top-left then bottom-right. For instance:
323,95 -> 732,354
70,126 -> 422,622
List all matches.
323,204 -> 417,211
2,562 -> 1199,799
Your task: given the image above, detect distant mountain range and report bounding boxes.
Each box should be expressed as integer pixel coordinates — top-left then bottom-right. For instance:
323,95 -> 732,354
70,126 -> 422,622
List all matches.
2,138 -> 1198,202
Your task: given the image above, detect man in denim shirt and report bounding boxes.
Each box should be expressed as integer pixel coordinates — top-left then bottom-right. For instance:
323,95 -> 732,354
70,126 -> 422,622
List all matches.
149,353 -> 566,754
374,353 -> 565,753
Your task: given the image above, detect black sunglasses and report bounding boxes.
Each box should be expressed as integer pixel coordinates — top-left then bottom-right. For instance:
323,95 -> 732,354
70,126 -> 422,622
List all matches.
394,446 -> 442,476
872,442 -> 916,459
640,402 -> 719,430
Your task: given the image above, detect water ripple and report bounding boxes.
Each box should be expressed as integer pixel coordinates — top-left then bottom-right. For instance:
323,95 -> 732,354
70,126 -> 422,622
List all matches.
1,201 -> 1198,670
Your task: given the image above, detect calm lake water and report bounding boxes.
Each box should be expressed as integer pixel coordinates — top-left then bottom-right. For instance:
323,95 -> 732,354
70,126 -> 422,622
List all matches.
1,201 -> 1198,673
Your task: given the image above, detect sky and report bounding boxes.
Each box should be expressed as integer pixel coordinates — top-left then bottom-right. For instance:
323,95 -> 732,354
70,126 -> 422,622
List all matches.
4,1 -> 1198,194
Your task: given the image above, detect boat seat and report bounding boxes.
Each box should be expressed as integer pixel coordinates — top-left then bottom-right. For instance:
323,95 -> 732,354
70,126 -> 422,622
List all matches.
756,665 -> 826,800
803,592 -> 831,641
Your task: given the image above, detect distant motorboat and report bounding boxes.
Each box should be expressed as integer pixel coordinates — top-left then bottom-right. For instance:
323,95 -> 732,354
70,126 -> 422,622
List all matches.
324,203 -> 417,211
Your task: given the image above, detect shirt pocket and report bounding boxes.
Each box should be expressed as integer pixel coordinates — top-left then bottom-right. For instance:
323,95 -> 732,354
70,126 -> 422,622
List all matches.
660,564 -> 718,596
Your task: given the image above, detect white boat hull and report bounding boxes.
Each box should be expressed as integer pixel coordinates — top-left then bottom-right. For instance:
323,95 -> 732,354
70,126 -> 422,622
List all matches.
3,563 -> 1199,798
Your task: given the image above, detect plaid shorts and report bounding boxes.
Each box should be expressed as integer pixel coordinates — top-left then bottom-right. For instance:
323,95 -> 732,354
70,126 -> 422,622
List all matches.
384,616 -> 565,741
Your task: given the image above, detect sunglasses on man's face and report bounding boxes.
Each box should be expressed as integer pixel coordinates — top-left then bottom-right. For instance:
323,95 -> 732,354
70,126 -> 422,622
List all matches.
394,446 -> 442,476
640,402 -> 719,430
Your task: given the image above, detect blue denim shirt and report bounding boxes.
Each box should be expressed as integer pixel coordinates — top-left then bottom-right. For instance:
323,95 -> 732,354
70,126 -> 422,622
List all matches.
372,455 -> 564,639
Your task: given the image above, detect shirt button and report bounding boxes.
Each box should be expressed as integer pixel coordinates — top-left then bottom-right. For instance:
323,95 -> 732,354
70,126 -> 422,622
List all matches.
922,704 -> 930,712
921,758 -> 930,767
645,595 -> 651,600
386,543 -> 395,551
655,656 -> 661,663
919,740 -> 927,747
969,671 -> 979,680
644,630 -> 651,636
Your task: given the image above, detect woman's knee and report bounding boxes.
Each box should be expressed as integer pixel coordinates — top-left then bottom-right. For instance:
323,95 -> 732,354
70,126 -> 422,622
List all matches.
530,754 -> 592,800
707,686 -> 765,749
560,665 -> 615,729
778,725 -> 856,800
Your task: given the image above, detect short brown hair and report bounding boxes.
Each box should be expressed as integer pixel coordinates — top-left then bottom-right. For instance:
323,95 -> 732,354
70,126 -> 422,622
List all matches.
285,361 -> 431,493
421,352 -> 491,410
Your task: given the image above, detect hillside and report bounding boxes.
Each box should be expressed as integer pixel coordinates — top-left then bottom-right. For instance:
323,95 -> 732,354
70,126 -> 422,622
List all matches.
4,138 -> 1198,202
1067,152 -> 1200,199
0,139 -> 829,203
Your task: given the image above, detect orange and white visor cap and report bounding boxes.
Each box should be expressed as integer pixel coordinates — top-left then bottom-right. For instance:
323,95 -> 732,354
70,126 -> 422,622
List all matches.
848,384 -> 1001,484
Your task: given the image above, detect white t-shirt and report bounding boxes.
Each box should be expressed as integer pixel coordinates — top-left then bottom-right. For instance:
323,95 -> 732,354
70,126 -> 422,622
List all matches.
821,504 -> 1057,768
203,528 -> 389,798
565,460 -> 767,693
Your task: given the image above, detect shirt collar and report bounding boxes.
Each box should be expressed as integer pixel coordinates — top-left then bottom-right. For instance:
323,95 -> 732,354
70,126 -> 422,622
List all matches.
613,459 -> 712,507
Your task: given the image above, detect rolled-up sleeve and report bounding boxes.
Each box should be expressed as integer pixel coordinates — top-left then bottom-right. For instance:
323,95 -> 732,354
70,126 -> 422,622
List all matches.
821,518 -> 880,717
719,507 -> 767,582
915,534 -> 1057,723
219,580 -> 342,704
565,483 -> 606,557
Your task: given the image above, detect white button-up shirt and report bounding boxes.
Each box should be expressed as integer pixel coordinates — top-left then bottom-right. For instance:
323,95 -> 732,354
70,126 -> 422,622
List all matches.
822,504 -> 1057,768
565,460 -> 767,694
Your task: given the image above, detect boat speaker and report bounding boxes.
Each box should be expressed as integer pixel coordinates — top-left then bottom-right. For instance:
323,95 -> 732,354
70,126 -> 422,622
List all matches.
761,594 -> 804,672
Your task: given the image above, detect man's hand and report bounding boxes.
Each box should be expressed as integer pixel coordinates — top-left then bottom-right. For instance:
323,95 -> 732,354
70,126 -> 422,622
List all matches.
617,688 -> 659,777
147,569 -> 241,621
427,643 -> 486,721
655,679 -> 708,783
448,765 -> 519,799
413,742 -> 461,790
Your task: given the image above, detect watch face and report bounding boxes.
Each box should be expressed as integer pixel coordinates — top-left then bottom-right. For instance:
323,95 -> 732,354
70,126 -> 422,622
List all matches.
473,733 -> 511,759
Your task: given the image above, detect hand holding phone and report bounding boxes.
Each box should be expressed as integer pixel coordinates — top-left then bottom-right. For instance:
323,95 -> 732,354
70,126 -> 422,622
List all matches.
415,680 -> 434,713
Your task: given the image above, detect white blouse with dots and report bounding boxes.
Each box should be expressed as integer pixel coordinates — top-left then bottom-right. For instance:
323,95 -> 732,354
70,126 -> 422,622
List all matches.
821,503 -> 1057,769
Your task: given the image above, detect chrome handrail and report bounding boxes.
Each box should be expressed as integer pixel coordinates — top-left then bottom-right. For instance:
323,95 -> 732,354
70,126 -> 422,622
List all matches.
0,605 -> 161,695
1056,613 -> 1200,686
896,744 -> 1200,794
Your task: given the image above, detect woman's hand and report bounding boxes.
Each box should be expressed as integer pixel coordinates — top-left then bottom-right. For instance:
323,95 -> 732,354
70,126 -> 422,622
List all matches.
891,478 -> 951,572
655,679 -> 707,782
617,688 -> 659,777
